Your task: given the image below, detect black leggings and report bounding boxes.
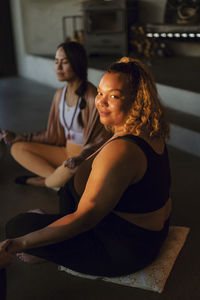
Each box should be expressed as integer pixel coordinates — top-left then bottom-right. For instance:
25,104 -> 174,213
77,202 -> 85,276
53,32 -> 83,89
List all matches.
0,269 -> 6,300
6,211 -> 169,277
5,181 -> 170,277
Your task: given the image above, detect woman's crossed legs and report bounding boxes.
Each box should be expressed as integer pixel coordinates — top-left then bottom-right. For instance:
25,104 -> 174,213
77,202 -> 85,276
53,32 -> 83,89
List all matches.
11,142 -> 81,188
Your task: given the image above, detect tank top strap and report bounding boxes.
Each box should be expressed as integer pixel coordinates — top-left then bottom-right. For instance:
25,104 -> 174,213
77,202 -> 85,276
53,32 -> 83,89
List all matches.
114,135 -> 152,156
114,134 -> 165,158
60,86 -> 67,107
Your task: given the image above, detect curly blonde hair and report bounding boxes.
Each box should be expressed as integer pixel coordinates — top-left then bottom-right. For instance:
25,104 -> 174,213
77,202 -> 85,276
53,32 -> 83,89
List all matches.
106,57 -> 170,140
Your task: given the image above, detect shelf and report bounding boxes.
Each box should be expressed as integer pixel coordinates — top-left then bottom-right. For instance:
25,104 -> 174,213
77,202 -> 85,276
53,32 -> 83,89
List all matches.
145,23 -> 200,41
31,53 -> 200,94
146,23 -> 200,33
88,55 -> 200,93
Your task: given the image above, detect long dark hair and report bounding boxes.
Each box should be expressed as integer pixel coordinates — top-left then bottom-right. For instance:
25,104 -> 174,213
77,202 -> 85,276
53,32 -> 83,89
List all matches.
57,41 -> 87,127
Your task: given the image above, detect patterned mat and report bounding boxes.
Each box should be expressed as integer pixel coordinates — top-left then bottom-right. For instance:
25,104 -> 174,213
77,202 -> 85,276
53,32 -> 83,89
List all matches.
59,226 -> 190,293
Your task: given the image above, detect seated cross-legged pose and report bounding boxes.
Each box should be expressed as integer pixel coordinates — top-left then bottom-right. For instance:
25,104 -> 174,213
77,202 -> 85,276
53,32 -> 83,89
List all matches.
2,57 -> 171,277
0,41 -> 111,188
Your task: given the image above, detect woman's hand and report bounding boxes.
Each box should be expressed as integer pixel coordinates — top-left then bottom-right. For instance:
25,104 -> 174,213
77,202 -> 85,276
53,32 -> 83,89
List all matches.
64,156 -> 83,169
0,130 -> 26,144
0,240 -> 14,268
0,130 -> 16,144
4,237 -> 26,254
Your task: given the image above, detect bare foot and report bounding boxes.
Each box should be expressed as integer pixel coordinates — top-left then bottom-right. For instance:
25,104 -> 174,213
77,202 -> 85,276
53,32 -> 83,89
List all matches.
16,209 -> 47,264
26,176 -> 45,187
16,253 -> 47,264
26,177 -> 59,190
15,175 -> 59,190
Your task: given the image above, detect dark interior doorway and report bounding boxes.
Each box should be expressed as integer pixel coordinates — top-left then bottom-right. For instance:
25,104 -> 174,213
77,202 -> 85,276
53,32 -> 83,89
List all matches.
0,0 -> 17,77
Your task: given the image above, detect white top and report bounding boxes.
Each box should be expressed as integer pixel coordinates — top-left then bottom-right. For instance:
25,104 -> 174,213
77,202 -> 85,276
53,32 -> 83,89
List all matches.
59,86 -> 84,145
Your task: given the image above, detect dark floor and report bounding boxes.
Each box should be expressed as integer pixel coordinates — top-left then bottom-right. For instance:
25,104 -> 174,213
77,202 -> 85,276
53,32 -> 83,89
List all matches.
0,77 -> 200,300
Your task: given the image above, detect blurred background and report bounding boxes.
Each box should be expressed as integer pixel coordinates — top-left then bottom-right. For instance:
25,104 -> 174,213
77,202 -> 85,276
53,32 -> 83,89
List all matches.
1,0 -> 200,156
0,1 -> 200,299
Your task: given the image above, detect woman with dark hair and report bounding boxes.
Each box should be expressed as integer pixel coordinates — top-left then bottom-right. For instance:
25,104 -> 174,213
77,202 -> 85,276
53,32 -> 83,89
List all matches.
1,57 -> 171,277
0,41 -> 111,188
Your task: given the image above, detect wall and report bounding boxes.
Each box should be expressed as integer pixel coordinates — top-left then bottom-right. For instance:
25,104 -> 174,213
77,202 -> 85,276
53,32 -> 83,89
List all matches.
139,0 -> 167,23
10,0 -> 85,87
9,0 -> 200,157
10,0 -> 74,88
0,0 -> 17,76
10,0 -> 200,88
21,0 -> 168,57
21,0 -> 82,56
10,0 -> 200,82
11,0 -> 200,68
13,0 -> 168,59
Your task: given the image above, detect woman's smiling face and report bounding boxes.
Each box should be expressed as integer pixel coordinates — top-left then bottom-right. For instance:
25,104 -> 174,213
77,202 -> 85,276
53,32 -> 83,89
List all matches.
95,72 -> 131,133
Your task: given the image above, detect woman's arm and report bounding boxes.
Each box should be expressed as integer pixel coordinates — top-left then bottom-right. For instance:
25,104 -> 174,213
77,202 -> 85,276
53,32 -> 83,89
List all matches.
65,82 -> 112,169
0,240 -> 13,268
7,139 -> 146,254
29,88 -> 66,146
0,88 -> 66,146
0,130 -> 28,144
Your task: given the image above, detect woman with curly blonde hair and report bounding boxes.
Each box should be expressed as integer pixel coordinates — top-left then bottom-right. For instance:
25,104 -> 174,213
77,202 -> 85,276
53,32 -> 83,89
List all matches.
106,57 -> 170,140
3,57 -> 171,277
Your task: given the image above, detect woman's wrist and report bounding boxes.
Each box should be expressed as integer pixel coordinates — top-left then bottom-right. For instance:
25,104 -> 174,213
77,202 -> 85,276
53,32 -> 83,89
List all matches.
7,237 -> 27,254
14,133 -> 29,143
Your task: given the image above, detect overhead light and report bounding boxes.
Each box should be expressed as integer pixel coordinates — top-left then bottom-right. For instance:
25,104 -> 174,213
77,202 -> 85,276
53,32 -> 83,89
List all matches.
146,32 -> 200,39
146,33 -> 153,37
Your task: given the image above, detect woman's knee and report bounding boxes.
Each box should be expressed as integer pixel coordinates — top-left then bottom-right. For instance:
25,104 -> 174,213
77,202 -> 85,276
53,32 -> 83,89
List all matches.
6,213 -> 59,239
5,213 -> 30,238
10,142 -> 29,159
45,164 -> 73,188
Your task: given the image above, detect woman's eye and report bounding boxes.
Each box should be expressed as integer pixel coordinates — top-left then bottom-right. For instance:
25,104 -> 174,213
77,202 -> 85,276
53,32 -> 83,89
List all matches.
111,95 -> 120,99
97,92 -> 102,96
55,60 -> 68,64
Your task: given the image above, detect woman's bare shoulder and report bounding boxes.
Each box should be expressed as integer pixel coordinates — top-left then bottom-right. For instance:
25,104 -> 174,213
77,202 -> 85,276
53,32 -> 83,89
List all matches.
55,86 -> 64,97
93,137 -> 147,174
51,87 -> 64,106
85,82 -> 97,99
100,137 -> 146,156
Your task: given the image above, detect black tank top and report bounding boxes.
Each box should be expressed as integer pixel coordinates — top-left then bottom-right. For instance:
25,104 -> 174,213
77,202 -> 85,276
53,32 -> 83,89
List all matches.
113,135 -> 171,213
